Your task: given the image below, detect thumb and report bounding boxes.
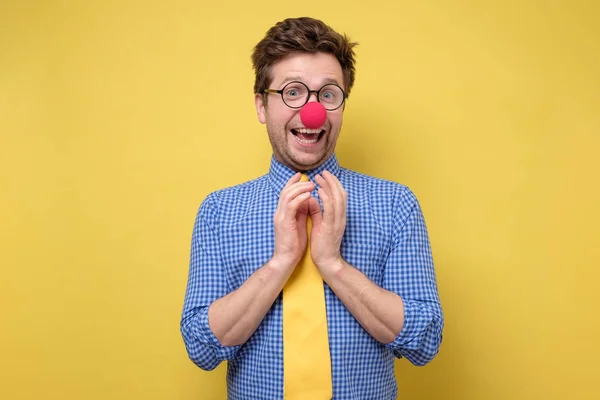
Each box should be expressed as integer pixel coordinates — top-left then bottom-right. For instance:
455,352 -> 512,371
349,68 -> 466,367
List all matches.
296,212 -> 308,243
308,197 -> 322,231
297,208 -> 308,230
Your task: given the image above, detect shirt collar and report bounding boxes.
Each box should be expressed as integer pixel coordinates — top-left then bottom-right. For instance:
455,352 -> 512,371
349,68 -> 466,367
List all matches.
268,154 -> 342,196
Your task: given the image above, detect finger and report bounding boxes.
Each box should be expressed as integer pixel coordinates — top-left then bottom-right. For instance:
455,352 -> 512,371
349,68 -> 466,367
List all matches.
297,195 -> 309,216
322,170 -> 341,201
321,171 -> 343,222
314,174 -> 333,212
279,181 -> 315,208
283,172 -> 302,190
315,173 -> 331,195
287,192 -> 312,216
325,170 -> 346,198
277,191 -> 310,227
308,196 -> 322,232
317,187 -> 334,226
327,171 -> 347,222
277,173 -> 304,212
276,182 -> 312,221
296,209 -> 308,236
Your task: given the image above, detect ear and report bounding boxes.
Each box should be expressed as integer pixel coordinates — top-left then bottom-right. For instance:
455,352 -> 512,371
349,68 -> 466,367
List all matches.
255,93 -> 266,124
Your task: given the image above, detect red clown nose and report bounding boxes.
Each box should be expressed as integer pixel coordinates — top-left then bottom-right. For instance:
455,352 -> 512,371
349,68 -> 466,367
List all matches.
299,102 -> 327,129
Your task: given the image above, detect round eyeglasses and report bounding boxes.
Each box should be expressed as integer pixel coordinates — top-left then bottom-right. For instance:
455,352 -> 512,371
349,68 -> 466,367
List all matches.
262,81 -> 347,111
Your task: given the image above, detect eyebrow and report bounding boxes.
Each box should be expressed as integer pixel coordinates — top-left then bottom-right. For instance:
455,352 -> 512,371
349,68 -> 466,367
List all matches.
277,76 -> 342,88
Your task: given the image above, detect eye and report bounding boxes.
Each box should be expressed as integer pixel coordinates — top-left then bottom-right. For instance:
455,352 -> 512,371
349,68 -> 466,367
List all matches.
320,90 -> 338,102
282,82 -> 308,100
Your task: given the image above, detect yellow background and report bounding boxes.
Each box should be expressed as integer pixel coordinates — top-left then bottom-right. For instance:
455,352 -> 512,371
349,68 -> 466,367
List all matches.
1,1 -> 599,399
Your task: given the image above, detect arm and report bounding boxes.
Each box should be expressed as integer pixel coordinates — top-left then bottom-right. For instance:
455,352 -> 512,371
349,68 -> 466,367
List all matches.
321,259 -> 405,344
309,173 -> 443,366
207,259 -> 289,347
324,190 -> 443,365
181,175 -> 316,370
180,195 -> 238,371
181,213 -> 288,369
379,188 -> 443,366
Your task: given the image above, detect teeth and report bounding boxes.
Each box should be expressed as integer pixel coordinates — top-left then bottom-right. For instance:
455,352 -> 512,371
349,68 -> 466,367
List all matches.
294,135 -> 318,144
296,128 -> 322,134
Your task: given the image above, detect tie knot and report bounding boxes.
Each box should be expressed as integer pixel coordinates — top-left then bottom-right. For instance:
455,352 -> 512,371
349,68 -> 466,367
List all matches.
300,174 -> 310,182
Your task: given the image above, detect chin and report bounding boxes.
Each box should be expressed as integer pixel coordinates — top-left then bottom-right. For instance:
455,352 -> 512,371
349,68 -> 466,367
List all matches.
289,153 -> 327,170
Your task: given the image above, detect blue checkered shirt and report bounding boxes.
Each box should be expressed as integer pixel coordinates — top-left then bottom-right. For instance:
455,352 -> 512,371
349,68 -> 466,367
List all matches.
181,154 -> 443,399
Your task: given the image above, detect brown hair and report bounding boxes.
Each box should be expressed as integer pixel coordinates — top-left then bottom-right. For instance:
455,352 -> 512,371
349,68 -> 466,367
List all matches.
251,17 -> 358,97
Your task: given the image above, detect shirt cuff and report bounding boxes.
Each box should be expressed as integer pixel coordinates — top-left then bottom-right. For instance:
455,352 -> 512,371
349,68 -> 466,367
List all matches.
385,299 -> 435,353
194,306 -> 241,361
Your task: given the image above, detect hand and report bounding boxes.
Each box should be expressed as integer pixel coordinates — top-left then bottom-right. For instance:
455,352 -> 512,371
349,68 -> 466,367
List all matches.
271,173 -> 315,271
307,170 -> 347,275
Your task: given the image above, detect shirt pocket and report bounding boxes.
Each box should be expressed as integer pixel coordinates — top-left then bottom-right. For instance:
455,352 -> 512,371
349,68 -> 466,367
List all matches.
340,241 -> 386,285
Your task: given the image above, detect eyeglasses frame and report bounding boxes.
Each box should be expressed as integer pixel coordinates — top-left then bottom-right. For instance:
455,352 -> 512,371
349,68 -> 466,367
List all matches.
262,81 -> 348,111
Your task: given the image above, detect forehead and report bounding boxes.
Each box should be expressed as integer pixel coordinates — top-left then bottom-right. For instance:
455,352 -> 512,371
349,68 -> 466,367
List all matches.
270,52 -> 344,88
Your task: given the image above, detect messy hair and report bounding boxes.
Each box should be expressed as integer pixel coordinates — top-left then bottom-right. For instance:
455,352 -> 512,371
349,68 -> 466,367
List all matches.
252,17 -> 358,96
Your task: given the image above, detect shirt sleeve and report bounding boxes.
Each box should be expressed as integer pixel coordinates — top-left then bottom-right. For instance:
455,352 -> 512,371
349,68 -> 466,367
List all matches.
382,187 -> 444,366
180,193 -> 241,370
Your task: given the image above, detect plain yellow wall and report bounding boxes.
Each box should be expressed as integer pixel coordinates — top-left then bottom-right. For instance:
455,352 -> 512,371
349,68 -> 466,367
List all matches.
1,1 -> 599,399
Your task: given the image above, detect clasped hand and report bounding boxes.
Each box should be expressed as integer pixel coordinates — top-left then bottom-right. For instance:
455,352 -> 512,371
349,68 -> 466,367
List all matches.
271,171 -> 347,276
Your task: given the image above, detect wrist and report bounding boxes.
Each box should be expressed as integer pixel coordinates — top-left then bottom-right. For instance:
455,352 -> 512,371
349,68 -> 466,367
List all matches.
266,255 -> 296,277
317,256 -> 346,279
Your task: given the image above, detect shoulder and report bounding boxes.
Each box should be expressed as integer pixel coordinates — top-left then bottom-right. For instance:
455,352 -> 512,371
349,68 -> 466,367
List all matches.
207,175 -> 267,202
198,175 -> 268,219
341,168 -> 417,206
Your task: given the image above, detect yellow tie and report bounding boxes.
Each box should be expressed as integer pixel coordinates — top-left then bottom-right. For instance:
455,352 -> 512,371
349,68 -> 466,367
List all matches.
282,174 -> 332,400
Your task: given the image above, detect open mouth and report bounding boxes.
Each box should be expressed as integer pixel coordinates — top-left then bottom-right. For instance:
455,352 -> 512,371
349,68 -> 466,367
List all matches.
290,128 -> 325,145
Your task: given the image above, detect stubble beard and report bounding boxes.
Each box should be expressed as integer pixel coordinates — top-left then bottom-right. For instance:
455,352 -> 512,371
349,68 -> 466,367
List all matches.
267,125 -> 333,172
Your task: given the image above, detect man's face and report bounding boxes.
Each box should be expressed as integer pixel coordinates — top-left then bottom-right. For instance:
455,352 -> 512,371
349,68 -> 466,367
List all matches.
255,52 -> 345,172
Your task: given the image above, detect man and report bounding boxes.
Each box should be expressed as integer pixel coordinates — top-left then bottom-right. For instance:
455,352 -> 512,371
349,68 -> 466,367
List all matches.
181,17 -> 443,399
